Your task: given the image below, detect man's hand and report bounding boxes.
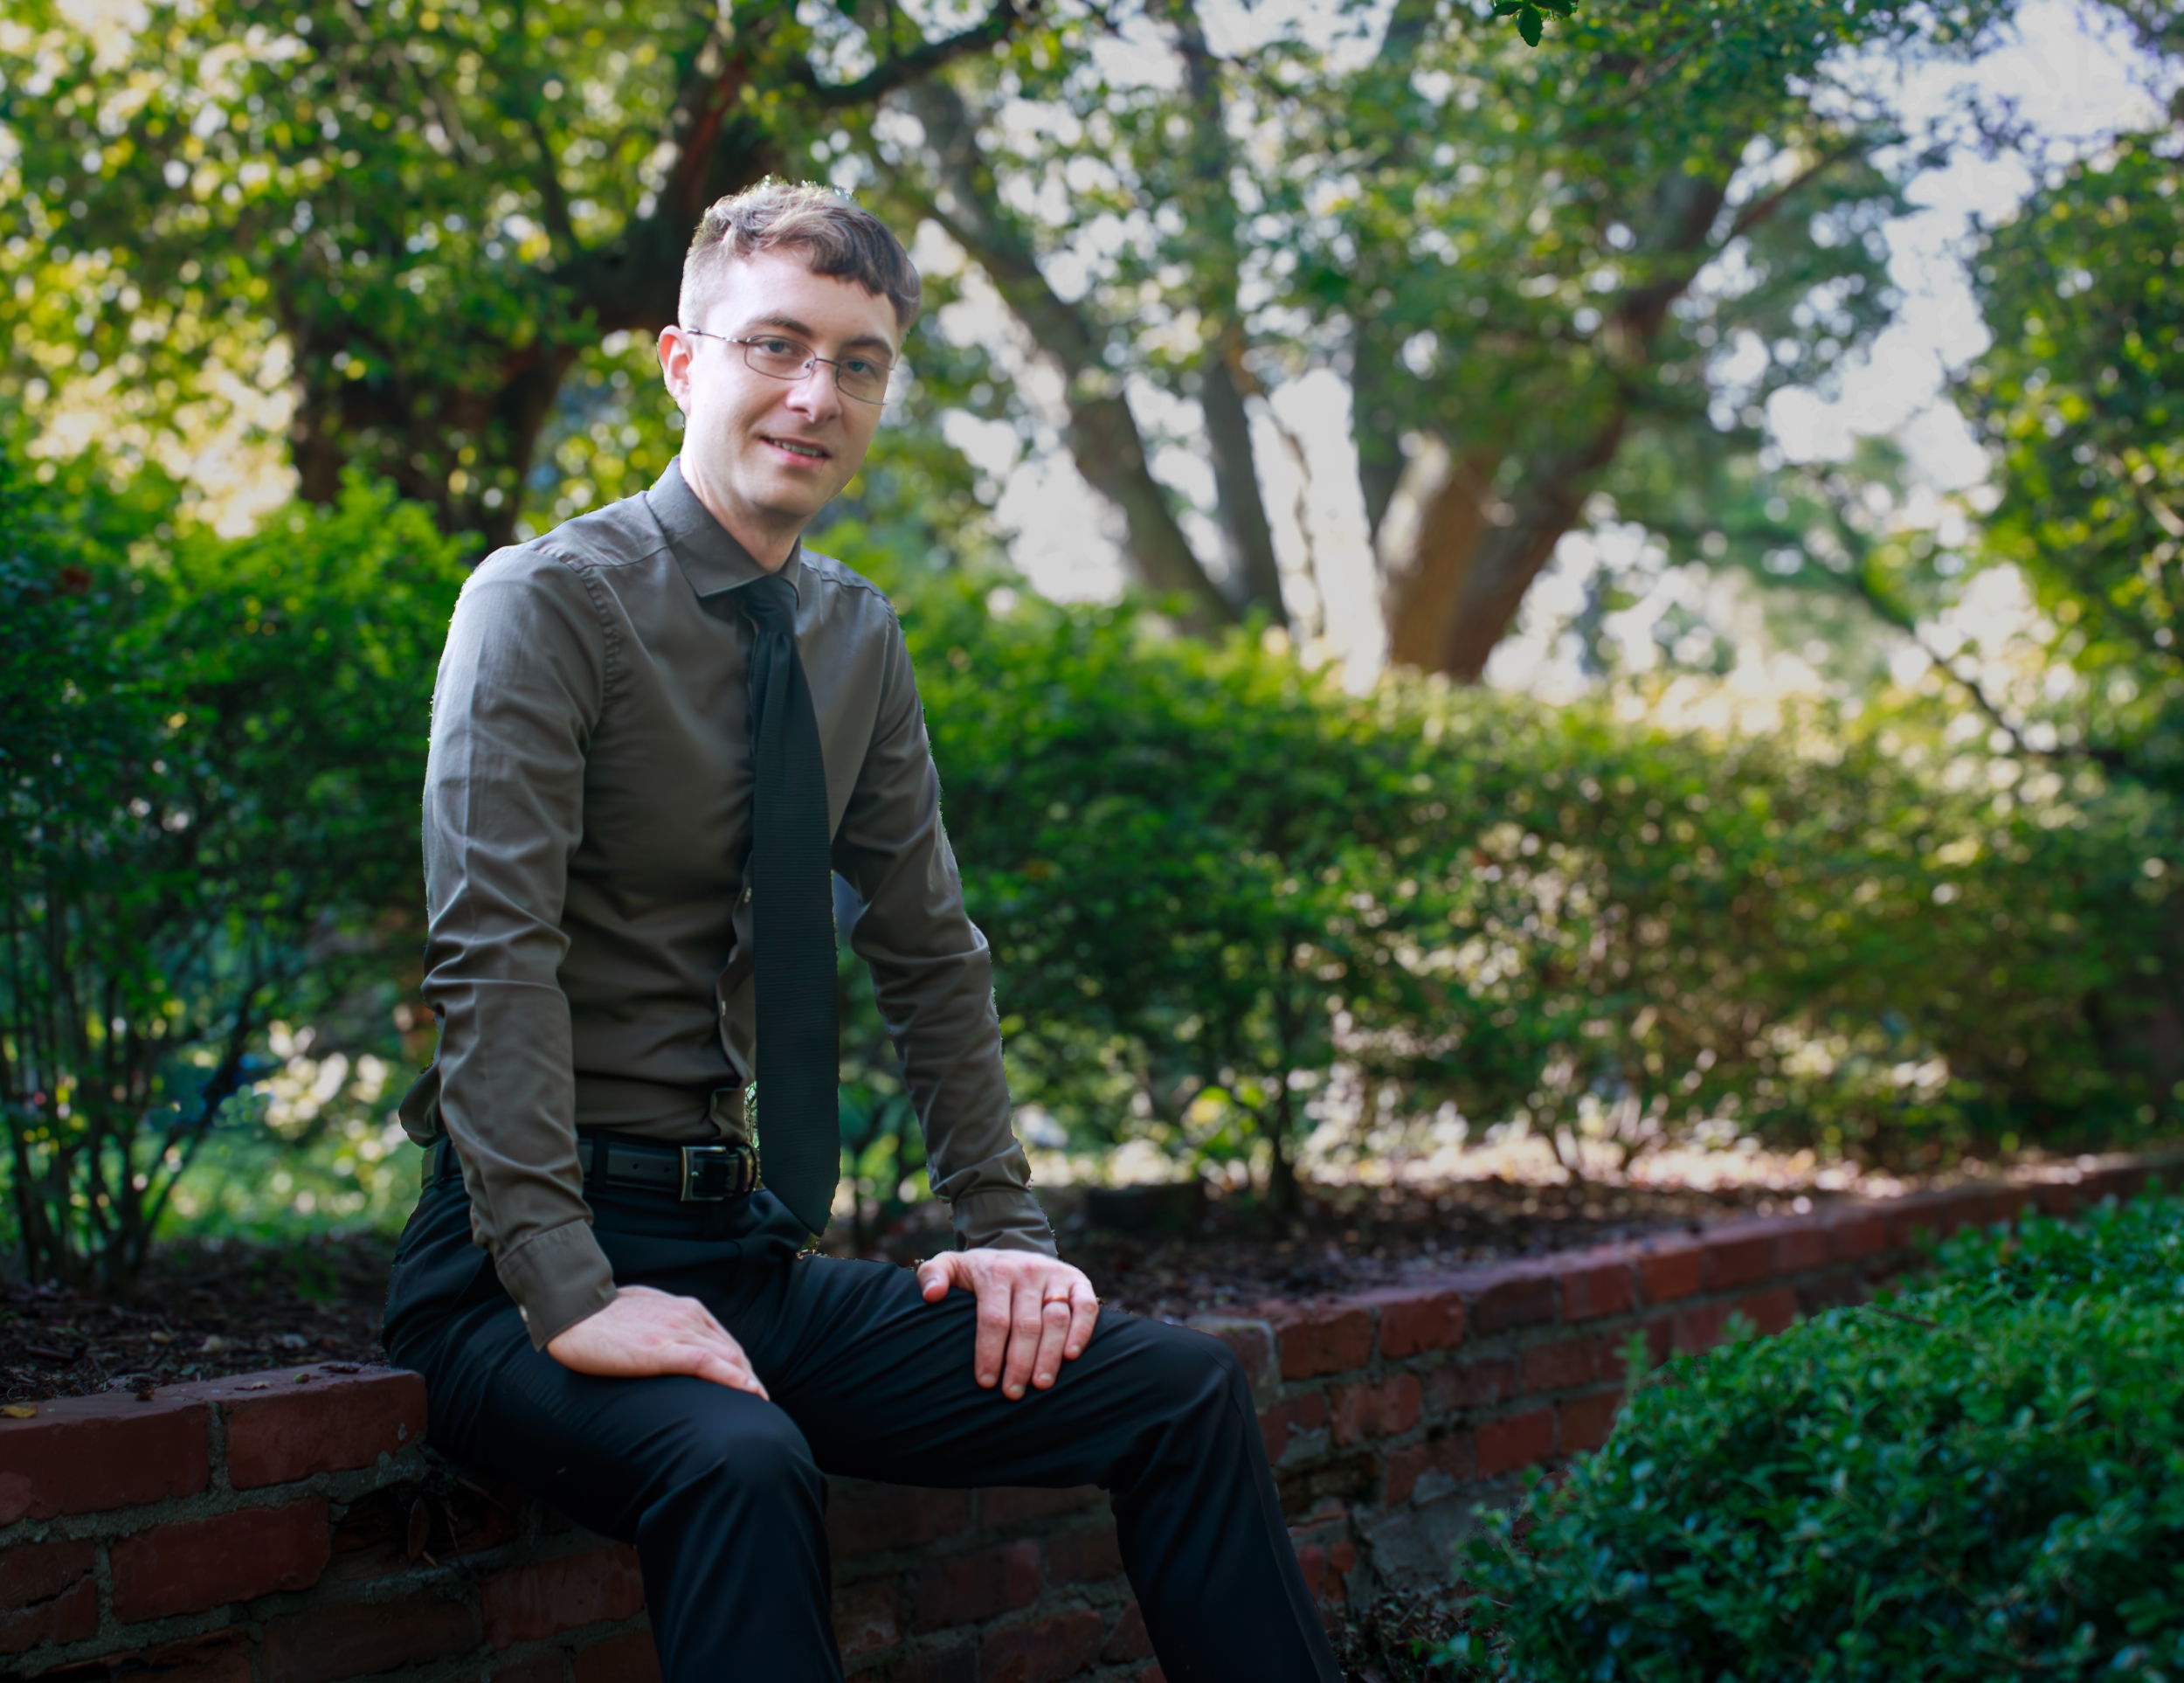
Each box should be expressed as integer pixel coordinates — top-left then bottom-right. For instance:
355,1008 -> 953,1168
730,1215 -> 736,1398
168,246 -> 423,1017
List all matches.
545,1285 -> 769,1399
917,1250 -> 1099,1400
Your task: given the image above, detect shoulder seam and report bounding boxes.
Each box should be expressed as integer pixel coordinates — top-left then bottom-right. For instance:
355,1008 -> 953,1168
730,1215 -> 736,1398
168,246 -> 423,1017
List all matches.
530,543 -> 627,707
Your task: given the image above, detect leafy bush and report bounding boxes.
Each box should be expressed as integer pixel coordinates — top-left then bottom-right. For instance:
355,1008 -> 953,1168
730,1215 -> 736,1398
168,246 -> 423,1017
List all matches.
840,558 -> 2184,1189
0,446 -> 464,1287
1444,1195 -> 2184,1680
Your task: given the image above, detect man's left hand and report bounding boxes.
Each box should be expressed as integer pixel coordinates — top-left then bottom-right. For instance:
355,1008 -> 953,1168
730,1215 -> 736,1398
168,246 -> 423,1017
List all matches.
917,1250 -> 1100,1400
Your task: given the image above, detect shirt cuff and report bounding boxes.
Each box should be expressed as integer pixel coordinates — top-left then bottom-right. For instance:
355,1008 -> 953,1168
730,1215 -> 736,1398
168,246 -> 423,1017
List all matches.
493,1217 -> 619,1350
950,1187 -> 1058,1257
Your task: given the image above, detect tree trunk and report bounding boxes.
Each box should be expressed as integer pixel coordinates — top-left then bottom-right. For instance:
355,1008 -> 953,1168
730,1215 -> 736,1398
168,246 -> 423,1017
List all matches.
1201,341 -> 1287,625
900,80 -> 1238,631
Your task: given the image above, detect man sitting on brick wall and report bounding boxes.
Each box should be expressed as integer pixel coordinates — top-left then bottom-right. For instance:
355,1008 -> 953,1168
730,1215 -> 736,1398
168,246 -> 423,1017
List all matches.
384,181 -> 1338,1683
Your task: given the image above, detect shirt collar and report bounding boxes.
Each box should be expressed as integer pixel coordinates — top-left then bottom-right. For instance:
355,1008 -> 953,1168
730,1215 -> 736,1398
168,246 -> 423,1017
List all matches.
647,456 -> 804,604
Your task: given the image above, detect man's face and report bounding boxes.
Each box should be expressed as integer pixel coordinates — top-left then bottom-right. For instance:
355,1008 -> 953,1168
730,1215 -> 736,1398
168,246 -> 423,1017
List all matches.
659,247 -> 901,544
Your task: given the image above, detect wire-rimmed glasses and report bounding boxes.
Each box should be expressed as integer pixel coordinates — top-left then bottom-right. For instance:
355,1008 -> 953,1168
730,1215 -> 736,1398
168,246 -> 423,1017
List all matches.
679,327 -> 900,405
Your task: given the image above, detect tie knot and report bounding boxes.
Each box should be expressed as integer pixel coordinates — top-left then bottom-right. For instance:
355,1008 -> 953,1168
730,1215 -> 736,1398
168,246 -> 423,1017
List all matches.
740,571 -> 798,634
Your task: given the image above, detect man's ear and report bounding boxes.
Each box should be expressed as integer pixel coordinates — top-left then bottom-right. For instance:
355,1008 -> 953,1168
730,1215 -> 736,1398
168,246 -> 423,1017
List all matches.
657,325 -> 695,415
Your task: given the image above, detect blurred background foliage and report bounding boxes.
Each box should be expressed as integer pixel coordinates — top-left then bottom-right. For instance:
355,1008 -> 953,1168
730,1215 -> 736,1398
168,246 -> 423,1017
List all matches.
0,0 -> 2181,1280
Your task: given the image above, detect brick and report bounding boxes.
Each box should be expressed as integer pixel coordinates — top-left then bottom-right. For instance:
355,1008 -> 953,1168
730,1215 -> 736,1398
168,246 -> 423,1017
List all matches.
1559,1391 -> 1623,1456
1634,1237 -> 1704,1305
1102,1601 -> 1154,1664
482,1545 -> 646,1648
0,1538 -> 95,1613
1520,1336 -> 1600,1395
261,1593 -> 481,1683
833,1577 -> 902,1659
177,1365 -> 426,1491
1988,1186 -> 2032,1226
1184,1317 -> 1275,1395
1475,1408 -> 1555,1478
1741,1286 -> 1800,1336
1258,1389 -> 1329,1462
485,1656 -> 569,1683
1826,1209 -> 1889,1261
2031,1181 -> 2081,1218
1270,1304 -> 1374,1380
978,1486 -> 1103,1527
1047,1525 -> 1123,1587
1382,1432 -> 1473,1505
0,1391 -> 210,1523
572,1631 -> 660,1683
1364,1285 -> 1467,1359
1772,1220 -> 1832,1272
1890,1190 -> 1984,1249
828,1482 -> 974,1555
107,1631 -> 254,1683
1703,1225 -> 1779,1291
914,1541 -> 1040,1631
1330,1374 -> 1420,1446
1424,1356 -> 1516,1417
1554,1255 -> 1635,1322
0,1574 -> 96,1654
1467,1267 -> 1559,1334
980,1609 -> 1106,1683
110,1498 -> 331,1624
852,1645 -> 976,1683
1275,1453 -> 1377,1519
1673,1300 -> 1734,1355
1293,1543 -> 1328,1602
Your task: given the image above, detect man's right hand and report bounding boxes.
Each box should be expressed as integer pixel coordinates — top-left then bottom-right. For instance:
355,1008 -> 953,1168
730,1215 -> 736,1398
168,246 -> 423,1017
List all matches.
545,1285 -> 770,1399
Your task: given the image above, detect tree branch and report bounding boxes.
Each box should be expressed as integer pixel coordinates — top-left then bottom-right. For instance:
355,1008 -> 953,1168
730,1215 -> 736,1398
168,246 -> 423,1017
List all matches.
793,0 -> 1027,108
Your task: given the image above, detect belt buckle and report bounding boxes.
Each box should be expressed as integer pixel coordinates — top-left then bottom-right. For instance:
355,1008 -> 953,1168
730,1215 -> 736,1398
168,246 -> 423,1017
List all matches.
679,1144 -> 735,1202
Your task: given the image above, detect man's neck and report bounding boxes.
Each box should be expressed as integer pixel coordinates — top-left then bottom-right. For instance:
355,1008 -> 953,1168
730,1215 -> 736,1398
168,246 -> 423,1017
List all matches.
683,460 -> 800,573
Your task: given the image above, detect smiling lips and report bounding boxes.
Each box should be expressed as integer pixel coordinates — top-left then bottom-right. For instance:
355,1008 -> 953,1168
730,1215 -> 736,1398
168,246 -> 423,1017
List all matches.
764,435 -> 831,461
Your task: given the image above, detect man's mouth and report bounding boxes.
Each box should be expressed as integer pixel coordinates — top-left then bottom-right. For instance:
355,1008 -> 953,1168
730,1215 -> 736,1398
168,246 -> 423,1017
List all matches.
763,435 -> 831,461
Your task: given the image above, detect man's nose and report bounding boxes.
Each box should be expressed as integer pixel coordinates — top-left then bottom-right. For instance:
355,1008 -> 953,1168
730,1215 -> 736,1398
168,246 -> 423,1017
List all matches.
784,364 -> 841,424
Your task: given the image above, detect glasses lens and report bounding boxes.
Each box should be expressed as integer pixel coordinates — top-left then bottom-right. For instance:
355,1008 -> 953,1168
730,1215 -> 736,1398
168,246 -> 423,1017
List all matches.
835,358 -> 892,404
743,337 -> 812,379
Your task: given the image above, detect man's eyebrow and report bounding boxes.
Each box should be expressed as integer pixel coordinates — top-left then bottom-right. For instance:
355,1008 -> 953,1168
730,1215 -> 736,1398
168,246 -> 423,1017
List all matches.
740,312 -> 896,357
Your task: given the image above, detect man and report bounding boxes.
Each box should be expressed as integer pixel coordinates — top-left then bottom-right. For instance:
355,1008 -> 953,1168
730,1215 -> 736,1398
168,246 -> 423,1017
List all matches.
384,182 -> 1339,1682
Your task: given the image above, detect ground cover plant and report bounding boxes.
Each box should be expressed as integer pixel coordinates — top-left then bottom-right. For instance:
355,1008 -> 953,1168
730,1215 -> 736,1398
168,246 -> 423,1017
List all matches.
1443,1193 -> 2184,1680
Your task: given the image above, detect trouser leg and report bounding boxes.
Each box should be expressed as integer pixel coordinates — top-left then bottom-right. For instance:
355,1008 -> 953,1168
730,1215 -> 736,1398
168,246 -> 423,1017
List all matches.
735,1255 -> 1339,1683
384,1194 -> 843,1683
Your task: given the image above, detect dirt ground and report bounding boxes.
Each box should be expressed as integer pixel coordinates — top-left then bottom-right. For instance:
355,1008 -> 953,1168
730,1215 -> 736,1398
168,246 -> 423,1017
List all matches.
0,1173 -> 1818,1405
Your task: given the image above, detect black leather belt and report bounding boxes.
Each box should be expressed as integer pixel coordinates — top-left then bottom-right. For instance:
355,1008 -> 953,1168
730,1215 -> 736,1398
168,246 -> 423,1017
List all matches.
425,1132 -> 757,1202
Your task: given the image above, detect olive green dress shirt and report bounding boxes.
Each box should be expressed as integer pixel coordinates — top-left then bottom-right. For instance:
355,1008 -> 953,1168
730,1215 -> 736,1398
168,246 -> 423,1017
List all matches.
401,458 -> 1054,1348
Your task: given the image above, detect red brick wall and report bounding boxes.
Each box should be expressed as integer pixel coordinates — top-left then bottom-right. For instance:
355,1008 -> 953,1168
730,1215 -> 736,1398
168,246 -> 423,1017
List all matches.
3,1158 -> 2161,1683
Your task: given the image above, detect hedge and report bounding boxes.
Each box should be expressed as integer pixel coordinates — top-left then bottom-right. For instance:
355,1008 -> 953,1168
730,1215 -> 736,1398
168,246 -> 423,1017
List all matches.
1443,1194 -> 2184,1680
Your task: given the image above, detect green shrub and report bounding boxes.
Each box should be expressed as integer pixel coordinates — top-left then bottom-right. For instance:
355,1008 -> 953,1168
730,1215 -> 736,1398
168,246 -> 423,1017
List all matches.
1444,1195 -> 2184,1681
0,446 -> 465,1287
828,557 -> 2184,1188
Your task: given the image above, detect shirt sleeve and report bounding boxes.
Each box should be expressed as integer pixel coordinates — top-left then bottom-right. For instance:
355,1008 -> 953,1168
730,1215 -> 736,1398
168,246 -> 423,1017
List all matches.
831,613 -> 1055,1256
416,548 -> 621,1347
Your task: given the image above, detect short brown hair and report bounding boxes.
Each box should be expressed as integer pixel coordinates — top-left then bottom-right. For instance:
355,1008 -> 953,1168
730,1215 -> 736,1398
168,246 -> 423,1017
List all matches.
680,181 -> 922,336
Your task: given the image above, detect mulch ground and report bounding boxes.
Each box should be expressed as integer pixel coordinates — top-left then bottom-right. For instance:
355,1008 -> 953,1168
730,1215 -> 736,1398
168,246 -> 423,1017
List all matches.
1,1175 -> 1817,1404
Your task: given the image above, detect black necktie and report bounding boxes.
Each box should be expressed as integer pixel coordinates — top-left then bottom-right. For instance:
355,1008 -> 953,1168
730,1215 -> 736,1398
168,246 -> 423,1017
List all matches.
739,571 -> 839,1237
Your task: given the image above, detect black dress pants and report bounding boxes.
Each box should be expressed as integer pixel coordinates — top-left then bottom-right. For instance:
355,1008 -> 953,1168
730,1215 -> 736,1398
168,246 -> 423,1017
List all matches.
384,1175 -> 1339,1683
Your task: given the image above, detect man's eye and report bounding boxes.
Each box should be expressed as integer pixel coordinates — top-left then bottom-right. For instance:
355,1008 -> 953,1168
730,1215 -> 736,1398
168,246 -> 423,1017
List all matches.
752,336 -> 798,356
843,357 -> 881,378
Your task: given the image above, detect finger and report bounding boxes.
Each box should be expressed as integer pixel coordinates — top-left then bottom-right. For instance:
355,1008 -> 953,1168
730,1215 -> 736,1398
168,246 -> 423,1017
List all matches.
1064,1278 -> 1101,1361
691,1349 -> 771,1400
919,1256 -> 957,1303
1000,1278 -> 1045,1400
973,1271 -> 1012,1389
1029,1294 -> 1073,1391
